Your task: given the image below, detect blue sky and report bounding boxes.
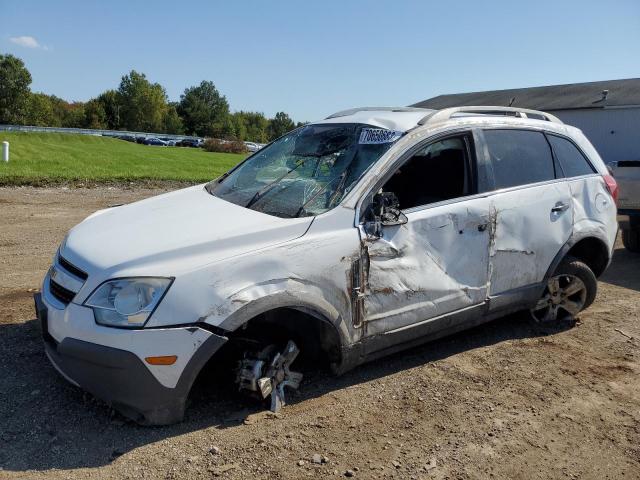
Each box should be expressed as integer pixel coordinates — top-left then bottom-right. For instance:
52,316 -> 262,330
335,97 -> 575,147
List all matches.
2,0 -> 639,122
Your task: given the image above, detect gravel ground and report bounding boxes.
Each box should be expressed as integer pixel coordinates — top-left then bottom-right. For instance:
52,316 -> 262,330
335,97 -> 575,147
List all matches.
0,186 -> 638,480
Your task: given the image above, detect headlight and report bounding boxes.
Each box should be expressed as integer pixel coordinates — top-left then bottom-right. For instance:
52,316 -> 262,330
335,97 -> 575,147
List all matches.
84,278 -> 172,328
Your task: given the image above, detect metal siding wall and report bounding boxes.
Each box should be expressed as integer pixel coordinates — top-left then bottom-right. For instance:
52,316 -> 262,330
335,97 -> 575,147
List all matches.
553,108 -> 640,164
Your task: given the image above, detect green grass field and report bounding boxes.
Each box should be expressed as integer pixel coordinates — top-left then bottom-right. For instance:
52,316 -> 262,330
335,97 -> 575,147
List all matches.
0,132 -> 246,186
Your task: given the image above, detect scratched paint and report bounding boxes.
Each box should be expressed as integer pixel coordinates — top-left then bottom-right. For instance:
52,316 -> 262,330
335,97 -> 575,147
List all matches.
568,176 -> 617,248
361,199 -> 492,335
488,181 -> 574,294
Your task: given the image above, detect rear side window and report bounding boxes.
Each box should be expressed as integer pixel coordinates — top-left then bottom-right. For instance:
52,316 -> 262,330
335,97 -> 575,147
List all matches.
547,135 -> 596,177
483,129 -> 556,189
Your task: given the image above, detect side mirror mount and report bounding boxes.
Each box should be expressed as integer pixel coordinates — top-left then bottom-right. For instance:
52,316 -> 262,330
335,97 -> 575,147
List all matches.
381,205 -> 408,226
363,191 -> 407,237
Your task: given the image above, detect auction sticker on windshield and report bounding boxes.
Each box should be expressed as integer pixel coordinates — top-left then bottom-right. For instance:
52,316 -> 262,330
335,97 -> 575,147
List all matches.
359,128 -> 403,144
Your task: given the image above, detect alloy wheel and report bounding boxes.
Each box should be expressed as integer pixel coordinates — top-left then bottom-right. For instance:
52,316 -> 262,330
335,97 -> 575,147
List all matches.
531,274 -> 587,322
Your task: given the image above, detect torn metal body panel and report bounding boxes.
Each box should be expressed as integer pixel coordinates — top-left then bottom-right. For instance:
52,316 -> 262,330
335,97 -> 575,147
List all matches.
201,206 -> 362,344
361,199 -> 491,336
568,176 -> 618,254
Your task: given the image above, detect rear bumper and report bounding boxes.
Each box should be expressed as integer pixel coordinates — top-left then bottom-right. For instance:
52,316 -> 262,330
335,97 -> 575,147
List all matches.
35,293 -> 227,425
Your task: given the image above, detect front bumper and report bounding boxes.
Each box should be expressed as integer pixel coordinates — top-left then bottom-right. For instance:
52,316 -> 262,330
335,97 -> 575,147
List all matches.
35,293 -> 227,425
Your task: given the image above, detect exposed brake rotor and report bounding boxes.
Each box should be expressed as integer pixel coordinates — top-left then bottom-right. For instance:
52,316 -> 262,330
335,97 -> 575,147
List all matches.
236,340 -> 303,412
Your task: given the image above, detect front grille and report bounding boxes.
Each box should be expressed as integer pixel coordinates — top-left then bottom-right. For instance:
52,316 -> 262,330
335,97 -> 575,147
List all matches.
58,255 -> 88,280
49,278 -> 76,304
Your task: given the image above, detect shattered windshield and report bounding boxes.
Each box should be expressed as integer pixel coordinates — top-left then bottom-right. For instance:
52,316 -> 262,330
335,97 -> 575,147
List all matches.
206,123 -> 402,218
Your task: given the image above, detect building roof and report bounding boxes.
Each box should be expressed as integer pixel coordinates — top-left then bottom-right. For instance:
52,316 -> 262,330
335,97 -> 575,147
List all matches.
411,78 -> 640,111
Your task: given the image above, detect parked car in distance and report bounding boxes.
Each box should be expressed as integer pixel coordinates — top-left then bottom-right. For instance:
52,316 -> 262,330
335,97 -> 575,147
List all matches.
176,138 -> 202,148
244,141 -> 261,152
35,106 -> 618,425
114,135 -> 137,143
142,137 -> 168,146
608,160 -> 640,252
162,138 -> 178,146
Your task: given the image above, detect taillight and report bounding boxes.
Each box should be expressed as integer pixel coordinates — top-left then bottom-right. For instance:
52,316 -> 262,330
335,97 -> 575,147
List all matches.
603,174 -> 618,204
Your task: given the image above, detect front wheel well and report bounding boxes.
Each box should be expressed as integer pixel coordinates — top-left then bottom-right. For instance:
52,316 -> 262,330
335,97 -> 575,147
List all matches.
226,307 -> 343,371
566,237 -> 610,277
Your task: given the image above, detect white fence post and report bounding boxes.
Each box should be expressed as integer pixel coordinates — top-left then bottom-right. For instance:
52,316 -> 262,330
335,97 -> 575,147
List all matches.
2,141 -> 8,162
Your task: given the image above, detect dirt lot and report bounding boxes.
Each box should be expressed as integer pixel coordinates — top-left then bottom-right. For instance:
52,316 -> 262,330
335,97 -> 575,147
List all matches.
0,186 -> 638,480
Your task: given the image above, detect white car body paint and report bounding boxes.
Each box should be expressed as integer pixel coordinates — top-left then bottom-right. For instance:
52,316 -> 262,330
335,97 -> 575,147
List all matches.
39,107 -> 618,407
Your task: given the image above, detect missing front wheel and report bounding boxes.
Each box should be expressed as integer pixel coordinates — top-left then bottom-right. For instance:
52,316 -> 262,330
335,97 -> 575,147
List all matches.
235,340 -> 303,412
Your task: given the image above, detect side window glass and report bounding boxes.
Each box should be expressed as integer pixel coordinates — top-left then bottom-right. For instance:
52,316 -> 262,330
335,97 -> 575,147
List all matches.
381,136 -> 470,210
484,130 -> 555,189
547,135 -> 596,177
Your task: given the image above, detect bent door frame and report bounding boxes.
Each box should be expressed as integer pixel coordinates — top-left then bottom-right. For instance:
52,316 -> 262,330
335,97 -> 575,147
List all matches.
352,128 -> 495,344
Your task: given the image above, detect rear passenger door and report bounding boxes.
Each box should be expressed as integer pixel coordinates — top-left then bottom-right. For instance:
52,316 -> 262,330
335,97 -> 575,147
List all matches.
480,129 -> 573,308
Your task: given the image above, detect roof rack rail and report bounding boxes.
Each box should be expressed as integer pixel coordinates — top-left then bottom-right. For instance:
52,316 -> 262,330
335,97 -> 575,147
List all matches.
418,106 -> 563,125
326,106 -> 430,119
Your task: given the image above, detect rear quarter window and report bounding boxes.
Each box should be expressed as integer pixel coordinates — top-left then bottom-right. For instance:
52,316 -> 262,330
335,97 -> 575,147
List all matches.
483,129 -> 556,189
547,135 -> 596,177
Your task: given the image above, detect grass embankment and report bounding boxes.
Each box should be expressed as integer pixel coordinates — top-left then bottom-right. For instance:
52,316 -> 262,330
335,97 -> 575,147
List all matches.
0,132 -> 246,186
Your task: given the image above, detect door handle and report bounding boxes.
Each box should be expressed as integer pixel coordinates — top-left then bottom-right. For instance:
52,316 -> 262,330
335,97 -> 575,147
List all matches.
551,202 -> 570,213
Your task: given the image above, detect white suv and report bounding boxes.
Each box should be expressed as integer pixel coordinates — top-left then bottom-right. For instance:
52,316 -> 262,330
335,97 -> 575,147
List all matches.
35,106 -> 619,425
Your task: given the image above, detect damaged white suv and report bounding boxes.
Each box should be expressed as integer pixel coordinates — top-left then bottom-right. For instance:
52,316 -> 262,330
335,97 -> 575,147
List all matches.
35,106 -> 618,425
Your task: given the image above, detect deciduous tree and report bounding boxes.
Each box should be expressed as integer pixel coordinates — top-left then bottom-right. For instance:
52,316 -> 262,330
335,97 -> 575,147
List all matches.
0,54 -> 32,124
25,93 -> 57,126
117,71 -> 168,132
267,111 -> 296,140
178,81 -> 230,137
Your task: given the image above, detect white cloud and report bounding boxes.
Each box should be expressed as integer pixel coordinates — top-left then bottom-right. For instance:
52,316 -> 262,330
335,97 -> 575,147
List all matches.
9,36 -> 42,49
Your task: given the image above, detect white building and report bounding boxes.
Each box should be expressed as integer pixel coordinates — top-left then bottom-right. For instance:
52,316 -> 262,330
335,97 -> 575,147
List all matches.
412,79 -> 640,164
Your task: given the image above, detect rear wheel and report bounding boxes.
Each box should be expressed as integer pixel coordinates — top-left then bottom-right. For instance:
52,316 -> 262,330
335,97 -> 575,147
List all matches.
531,256 -> 597,323
622,228 -> 640,253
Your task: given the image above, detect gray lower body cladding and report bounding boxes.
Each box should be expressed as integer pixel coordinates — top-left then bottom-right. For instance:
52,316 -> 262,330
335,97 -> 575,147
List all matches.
35,293 -> 227,425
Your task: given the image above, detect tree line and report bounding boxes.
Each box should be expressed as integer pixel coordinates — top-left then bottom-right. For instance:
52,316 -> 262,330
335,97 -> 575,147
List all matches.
0,54 -> 302,142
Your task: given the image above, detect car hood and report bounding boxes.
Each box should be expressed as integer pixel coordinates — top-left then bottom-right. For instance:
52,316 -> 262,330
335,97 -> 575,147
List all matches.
61,185 -> 313,277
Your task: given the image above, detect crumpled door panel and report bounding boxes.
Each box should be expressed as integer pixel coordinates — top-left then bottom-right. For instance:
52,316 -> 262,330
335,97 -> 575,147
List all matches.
362,198 -> 491,335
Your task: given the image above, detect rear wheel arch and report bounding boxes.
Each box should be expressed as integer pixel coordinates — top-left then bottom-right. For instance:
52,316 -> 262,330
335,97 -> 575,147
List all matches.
565,236 -> 610,278
546,234 -> 610,281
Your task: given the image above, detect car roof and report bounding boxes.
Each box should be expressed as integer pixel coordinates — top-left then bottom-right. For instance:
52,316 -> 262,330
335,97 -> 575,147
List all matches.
313,105 -> 566,133
312,107 -> 434,132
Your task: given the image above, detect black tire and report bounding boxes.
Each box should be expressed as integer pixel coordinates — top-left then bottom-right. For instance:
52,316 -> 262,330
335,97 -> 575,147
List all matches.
622,228 -> 640,253
531,256 -> 597,323
561,257 -> 598,310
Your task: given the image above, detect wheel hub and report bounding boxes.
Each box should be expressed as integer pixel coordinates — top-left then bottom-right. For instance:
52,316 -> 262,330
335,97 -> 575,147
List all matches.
236,340 -> 303,412
531,274 -> 587,323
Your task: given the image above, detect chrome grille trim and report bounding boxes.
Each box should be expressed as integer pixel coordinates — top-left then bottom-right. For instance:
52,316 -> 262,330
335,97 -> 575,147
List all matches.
48,254 -> 88,305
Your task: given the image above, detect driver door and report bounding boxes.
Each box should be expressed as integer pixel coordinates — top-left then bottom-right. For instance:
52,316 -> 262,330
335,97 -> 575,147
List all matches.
359,133 -> 492,346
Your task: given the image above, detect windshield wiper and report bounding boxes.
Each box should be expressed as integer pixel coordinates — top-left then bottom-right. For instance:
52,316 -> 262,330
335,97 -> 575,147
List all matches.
245,157 -> 313,209
205,171 -> 231,194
